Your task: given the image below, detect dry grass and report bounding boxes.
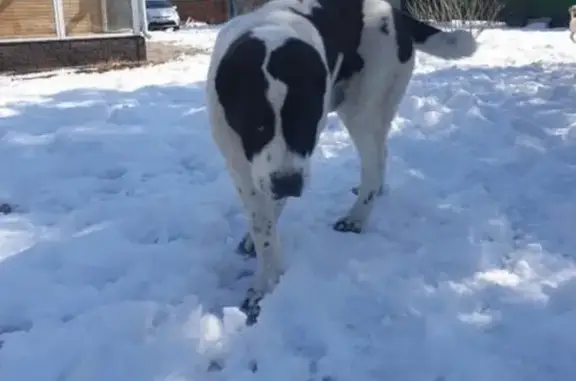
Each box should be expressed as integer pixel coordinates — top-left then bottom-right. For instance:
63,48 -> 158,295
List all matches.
406,0 -> 504,38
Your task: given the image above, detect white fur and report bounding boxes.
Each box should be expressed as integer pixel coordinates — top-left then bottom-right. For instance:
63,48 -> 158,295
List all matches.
206,2 -> 331,297
205,0 -> 478,307
415,29 -> 478,59
570,5 -> 576,43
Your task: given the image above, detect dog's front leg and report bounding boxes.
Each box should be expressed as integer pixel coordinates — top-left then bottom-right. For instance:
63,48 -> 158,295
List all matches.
237,199 -> 285,257
231,170 -> 284,324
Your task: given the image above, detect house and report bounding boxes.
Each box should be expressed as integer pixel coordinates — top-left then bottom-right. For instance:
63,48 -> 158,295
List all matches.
170,0 -> 574,28
0,0 -> 148,73
171,0 -> 403,23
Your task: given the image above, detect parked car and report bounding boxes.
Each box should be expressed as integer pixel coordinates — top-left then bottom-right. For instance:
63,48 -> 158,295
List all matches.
146,0 -> 181,31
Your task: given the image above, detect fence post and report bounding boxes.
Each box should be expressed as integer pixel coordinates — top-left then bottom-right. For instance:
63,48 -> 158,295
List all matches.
228,0 -> 236,19
52,0 -> 65,38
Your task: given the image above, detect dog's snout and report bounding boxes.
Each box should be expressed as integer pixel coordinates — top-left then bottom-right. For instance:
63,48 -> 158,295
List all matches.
270,172 -> 303,199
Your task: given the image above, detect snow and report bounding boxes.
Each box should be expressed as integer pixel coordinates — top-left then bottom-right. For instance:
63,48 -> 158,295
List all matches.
1,25 -> 576,381
147,23 -> 219,51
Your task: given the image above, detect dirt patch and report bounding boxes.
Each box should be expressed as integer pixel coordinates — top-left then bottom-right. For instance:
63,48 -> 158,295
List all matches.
146,40 -> 209,63
73,40 -> 208,74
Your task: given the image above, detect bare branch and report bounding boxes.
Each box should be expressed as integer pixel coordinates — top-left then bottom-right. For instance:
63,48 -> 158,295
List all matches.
406,0 -> 504,38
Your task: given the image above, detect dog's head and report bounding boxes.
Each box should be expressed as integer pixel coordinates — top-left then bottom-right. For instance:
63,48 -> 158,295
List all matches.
216,30 -> 331,200
570,5 -> 576,18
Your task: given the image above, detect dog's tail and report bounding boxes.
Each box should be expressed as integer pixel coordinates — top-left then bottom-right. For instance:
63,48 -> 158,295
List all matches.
399,11 -> 477,60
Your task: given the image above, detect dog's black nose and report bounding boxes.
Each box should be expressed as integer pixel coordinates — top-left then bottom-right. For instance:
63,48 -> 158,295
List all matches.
271,172 -> 303,199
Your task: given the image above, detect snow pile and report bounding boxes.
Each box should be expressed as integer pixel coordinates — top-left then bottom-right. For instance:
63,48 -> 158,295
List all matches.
1,27 -> 576,381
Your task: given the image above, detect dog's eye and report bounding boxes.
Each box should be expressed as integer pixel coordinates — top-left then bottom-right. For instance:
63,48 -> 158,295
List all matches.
257,126 -> 265,132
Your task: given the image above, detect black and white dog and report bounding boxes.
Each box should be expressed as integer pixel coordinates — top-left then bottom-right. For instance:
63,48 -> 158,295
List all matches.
205,0 -> 477,322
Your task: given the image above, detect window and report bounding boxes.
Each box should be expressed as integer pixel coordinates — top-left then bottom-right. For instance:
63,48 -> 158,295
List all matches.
146,1 -> 175,9
62,0 -> 134,36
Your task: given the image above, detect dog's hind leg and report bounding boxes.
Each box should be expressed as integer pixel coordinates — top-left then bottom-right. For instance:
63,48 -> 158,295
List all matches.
237,199 -> 286,258
333,119 -> 387,234
334,66 -> 413,234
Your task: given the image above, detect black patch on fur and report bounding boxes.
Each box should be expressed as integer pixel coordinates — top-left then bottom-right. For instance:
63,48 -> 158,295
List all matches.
240,288 -> 262,325
391,8 -> 414,63
267,38 -> 327,156
214,32 -> 275,162
380,17 -> 389,35
333,218 -> 362,234
362,190 -> 375,205
289,0 -> 365,84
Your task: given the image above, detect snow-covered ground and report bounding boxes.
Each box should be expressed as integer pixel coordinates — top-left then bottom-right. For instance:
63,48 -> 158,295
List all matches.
1,25 -> 576,381
147,23 -> 219,51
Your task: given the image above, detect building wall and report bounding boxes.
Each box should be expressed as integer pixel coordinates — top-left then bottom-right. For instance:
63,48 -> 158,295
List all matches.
172,0 -> 228,23
403,0 -> 571,27
0,35 -> 146,73
0,0 -> 146,73
171,0 -> 404,23
529,0 -> 572,26
498,0 -> 571,26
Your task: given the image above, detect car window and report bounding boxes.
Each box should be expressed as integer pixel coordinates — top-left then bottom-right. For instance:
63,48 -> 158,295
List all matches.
146,0 -> 173,8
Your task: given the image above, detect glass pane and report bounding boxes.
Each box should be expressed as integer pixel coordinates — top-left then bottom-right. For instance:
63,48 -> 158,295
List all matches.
63,0 -> 134,36
146,0 -> 174,9
0,0 -> 57,38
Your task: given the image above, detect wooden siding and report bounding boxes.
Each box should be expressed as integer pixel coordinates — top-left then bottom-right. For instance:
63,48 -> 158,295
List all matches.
0,0 -> 57,38
0,0 -> 133,39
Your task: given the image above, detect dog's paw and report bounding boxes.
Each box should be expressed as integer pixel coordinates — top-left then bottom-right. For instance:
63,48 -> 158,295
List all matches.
333,217 -> 363,234
351,184 -> 386,197
236,234 -> 256,258
240,288 -> 263,326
